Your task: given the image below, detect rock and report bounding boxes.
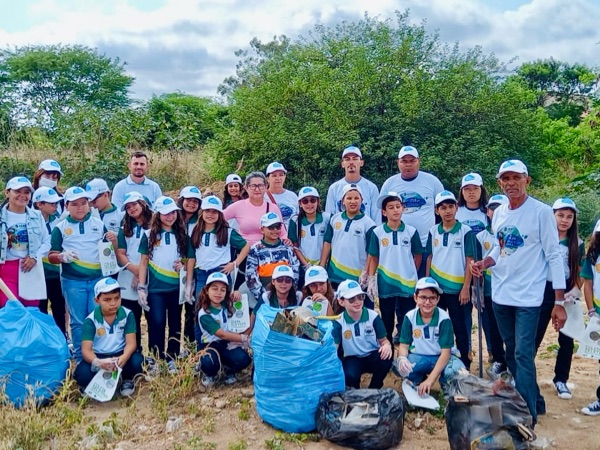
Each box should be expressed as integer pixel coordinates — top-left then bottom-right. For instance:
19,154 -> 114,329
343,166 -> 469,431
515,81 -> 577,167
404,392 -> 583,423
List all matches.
530,437 -> 554,449
241,388 -> 254,397
215,399 -> 228,409
200,396 -> 213,406
414,417 -> 424,428
166,416 -> 183,433
80,435 -> 98,449
571,417 -> 582,424
137,424 -> 150,434
98,425 -> 116,441
115,441 -> 135,450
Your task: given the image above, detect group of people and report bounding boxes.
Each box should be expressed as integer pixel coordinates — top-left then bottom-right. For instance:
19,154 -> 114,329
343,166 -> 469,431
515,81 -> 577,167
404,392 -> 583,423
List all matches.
1,146 -> 599,425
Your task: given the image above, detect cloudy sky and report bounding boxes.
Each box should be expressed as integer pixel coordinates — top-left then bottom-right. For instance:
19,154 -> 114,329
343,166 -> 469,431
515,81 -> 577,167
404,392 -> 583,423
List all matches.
1,0 -> 598,100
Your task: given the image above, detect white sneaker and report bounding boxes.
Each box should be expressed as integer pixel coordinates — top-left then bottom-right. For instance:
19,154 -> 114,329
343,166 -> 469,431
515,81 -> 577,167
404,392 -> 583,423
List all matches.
224,374 -> 237,385
581,400 -> 600,416
201,375 -> 217,387
554,381 -> 572,400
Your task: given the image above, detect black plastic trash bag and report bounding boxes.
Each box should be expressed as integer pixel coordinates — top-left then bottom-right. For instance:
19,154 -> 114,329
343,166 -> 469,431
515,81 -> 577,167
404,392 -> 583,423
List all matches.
445,373 -> 535,450
316,388 -> 404,450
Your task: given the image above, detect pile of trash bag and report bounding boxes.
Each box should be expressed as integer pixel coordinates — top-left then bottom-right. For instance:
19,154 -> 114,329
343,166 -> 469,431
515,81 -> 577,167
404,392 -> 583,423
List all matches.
445,373 -> 536,450
0,301 -> 70,407
252,305 -> 345,432
316,388 -> 404,450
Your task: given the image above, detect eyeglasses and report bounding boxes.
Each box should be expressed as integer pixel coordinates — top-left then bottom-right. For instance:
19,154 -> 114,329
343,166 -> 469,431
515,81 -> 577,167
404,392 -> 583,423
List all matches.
267,224 -> 282,230
345,295 -> 365,304
274,277 -> 293,284
416,295 -> 439,303
248,184 -> 266,190
300,198 -> 318,205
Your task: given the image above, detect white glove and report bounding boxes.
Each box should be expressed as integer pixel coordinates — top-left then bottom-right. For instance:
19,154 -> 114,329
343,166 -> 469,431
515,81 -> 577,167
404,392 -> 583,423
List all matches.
395,356 -> 415,377
59,251 -> 79,263
91,357 -> 102,373
227,334 -> 250,350
358,270 -> 368,288
138,289 -> 149,312
367,275 -> 378,300
184,284 -> 194,305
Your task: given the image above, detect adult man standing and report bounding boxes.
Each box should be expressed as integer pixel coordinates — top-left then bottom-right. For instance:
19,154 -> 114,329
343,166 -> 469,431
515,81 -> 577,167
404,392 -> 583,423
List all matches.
325,145 -> 380,223
112,151 -> 162,209
471,159 -> 566,427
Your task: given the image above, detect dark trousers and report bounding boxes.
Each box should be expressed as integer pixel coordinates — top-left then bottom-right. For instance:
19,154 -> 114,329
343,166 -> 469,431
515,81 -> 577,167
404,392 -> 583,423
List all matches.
73,351 -> 144,388
39,276 -> 67,336
439,293 -> 471,369
147,290 -> 182,360
122,299 -> 143,353
379,295 -> 415,343
342,350 -> 393,389
198,340 -> 252,377
484,295 -> 506,365
183,302 -> 195,346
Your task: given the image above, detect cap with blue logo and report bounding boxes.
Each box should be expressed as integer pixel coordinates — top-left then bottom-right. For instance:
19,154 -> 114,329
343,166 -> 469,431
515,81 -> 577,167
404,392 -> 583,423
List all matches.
154,196 -> 180,214
38,159 -> 64,176
85,178 -> 110,199
461,172 -> 483,188
377,191 -> 402,209
178,186 -> 202,200
435,190 -> 457,206
33,187 -> 61,204
336,279 -> 365,299
272,265 -> 294,281
415,277 -> 443,294
64,186 -> 91,202
261,212 -> 282,227
397,145 -> 419,159
304,265 -> 329,285
342,146 -> 363,159
121,191 -> 146,211
225,174 -> 243,185
486,194 -> 509,208
266,162 -> 287,175
94,277 -> 123,297
552,197 -> 579,213
298,186 -> 320,201
206,272 -> 230,287
496,159 -> 528,179
6,176 -> 34,193
201,195 -> 223,212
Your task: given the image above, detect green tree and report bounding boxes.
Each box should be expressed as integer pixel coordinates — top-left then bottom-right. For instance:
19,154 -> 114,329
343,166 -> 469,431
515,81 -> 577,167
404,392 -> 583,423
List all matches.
0,44 -> 134,127
209,11 -> 544,194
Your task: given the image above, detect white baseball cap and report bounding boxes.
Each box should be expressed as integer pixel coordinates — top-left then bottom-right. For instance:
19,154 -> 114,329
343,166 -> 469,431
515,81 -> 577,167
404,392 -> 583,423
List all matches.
121,191 -> 145,211
298,186 -> 320,201
260,212 -> 282,227
377,191 -> 402,209
342,146 -> 362,159
154,196 -> 180,214
341,183 -> 363,199
486,194 -> 509,207
206,272 -> 229,287
178,185 -> 202,200
266,162 -> 287,175
272,265 -> 294,280
94,277 -> 123,297
33,187 -> 61,204
461,173 -> 483,188
304,266 -> 328,285
415,277 -> 443,294
201,195 -> 223,212
496,159 -> 528,179
64,186 -> 91,202
85,178 -> 110,199
38,159 -> 64,175
6,176 -> 34,193
435,190 -> 457,206
398,145 -> 419,159
225,174 -> 243,185
552,197 -> 579,213
336,280 -> 364,299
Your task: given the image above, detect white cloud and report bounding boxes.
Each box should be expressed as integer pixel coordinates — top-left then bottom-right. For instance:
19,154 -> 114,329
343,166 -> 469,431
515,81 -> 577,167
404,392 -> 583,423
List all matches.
1,0 -> 599,98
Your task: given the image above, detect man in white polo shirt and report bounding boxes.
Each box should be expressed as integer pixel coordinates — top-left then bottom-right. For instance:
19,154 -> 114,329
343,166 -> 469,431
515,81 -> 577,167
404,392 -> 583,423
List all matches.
471,159 -> 566,428
112,151 -> 162,209
325,145 -> 380,223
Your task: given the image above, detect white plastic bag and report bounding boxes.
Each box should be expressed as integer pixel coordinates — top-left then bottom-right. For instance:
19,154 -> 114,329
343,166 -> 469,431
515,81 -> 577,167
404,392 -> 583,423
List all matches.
98,241 -> 119,277
229,293 -> 251,332
84,366 -> 122,402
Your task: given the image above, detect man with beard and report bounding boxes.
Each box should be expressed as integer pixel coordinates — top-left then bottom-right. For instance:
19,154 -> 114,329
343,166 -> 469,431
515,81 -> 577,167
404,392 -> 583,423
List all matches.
112,151 -> 163,210
325,146 -> 380,224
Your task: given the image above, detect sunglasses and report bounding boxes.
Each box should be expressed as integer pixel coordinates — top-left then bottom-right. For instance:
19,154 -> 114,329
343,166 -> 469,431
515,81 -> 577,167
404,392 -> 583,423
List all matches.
345,294 -> 365,304
267,224 -> 282,230
274,276 -> 293,284
300,198 -> 318,205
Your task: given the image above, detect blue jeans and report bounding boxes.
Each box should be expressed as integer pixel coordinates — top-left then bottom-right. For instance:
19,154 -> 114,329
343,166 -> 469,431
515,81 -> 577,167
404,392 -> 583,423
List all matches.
493,303 -> 540,424
407,353 -> 465,389
198,340 -> 251,377
61,276 -> 102,362
147,290 -> 182,360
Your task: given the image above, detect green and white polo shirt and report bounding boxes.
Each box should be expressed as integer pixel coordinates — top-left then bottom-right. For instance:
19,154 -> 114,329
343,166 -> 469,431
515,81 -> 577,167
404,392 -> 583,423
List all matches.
332,308 -> 386,357
81,306 -> 136,355
288,212 -> 330,265
399,307 -> 454,356
197,303 -> 230,344
194,228 -> 246,270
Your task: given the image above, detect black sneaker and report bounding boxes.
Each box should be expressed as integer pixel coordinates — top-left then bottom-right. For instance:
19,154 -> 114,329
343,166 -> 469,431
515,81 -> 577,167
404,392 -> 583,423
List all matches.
582,400 -> 600,416
554,381 -> 572,400
486,362 -> 505,380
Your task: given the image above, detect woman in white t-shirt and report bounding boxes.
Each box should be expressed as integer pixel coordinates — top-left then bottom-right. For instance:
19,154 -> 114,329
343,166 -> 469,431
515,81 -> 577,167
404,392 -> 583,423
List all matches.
265,162 -> 298,228
0,177 -> 50,307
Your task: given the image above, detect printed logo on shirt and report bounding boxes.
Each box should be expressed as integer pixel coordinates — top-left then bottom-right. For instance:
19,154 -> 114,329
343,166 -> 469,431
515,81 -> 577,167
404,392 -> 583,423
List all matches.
353,228 -> 363,237
413,329 -> 422,339
319,228 -> 326,236
454,239 -> 462,248
108,219 -> 119,229
65,227 -> 73,236
497,225 -> 526,256
400,192 -> 426,213
343,330 -> 353,340
97,327 -> 106,337
300,230 -> 306,238
595,263 -> 600,272
434,238 -> 439,247
463,219 -> 485,234
279,204 -> 294,222
334,222 -> 342,230
7,224 -> 28,251
484,241 -> 491,251
91,225 -> 100,233
364,326 -> 374,336
381,238 -> 390,247
402,237 -> 410,246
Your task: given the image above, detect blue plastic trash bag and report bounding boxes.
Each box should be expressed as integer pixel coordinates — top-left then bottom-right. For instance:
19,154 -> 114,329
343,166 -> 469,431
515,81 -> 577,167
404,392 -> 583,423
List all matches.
252,305 -> 345,433
0,300 -> 70,407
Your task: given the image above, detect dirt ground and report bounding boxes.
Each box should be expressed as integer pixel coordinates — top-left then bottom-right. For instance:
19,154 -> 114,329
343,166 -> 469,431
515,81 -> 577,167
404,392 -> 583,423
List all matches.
76,314 -> 600,450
